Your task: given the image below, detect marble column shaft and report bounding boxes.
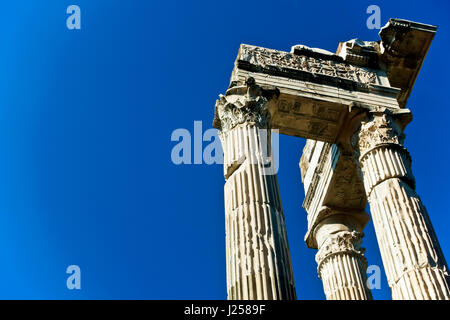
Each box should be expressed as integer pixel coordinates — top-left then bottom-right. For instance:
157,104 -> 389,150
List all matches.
352,109 -> 450,299
215,78 -> 296,300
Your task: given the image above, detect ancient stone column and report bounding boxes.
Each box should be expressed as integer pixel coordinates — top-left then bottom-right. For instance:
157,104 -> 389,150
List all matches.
351,108 -> 450,300
213,78 -> 296,300
314,212 -> 372,300
301,141 -> 372,300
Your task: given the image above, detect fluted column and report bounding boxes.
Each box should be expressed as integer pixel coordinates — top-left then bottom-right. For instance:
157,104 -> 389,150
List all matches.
351,108 -> 450,299
214,78 -> 296,300
314,213 -> 372,300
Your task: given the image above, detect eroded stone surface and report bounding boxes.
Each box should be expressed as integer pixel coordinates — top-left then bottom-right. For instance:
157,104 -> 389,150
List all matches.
214,18 -> 447,300
351,110 -> 450,299
216,80 -> 297,300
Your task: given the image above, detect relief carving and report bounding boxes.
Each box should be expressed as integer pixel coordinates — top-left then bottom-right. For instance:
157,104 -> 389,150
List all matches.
277,99 -> 340,122
308,122 -> 328,136
239,44 -> 379,85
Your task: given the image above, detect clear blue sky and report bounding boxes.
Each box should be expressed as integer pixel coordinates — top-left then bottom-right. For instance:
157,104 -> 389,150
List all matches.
0,0 -> 448,299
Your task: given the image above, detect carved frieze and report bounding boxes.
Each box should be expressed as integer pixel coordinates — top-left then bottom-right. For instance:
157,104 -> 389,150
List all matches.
238,44 -> 380,85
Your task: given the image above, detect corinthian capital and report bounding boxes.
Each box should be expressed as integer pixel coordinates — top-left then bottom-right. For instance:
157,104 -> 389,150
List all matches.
316,231 -> 367,272
213,77 -> 279,132
350,107 -> 411,160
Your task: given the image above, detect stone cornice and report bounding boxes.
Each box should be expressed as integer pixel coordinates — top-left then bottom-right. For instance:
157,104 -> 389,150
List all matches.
235,44 -> 394,96
379,19 -> 437,108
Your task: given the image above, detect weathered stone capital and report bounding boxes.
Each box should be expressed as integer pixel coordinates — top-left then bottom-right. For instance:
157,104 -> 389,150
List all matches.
347,106 -> 415,194
316,230 -> 367,274
350,106 -> 412,160
310,209 -> 372,300
213,77 -> 279,133
306,205 -> 369,249
350,108 -> 410,159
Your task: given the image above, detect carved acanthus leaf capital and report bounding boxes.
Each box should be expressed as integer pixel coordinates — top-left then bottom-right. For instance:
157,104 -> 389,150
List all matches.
316,231 -> 366,272
213,77 -> 279,132
351,109 -> 407,159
